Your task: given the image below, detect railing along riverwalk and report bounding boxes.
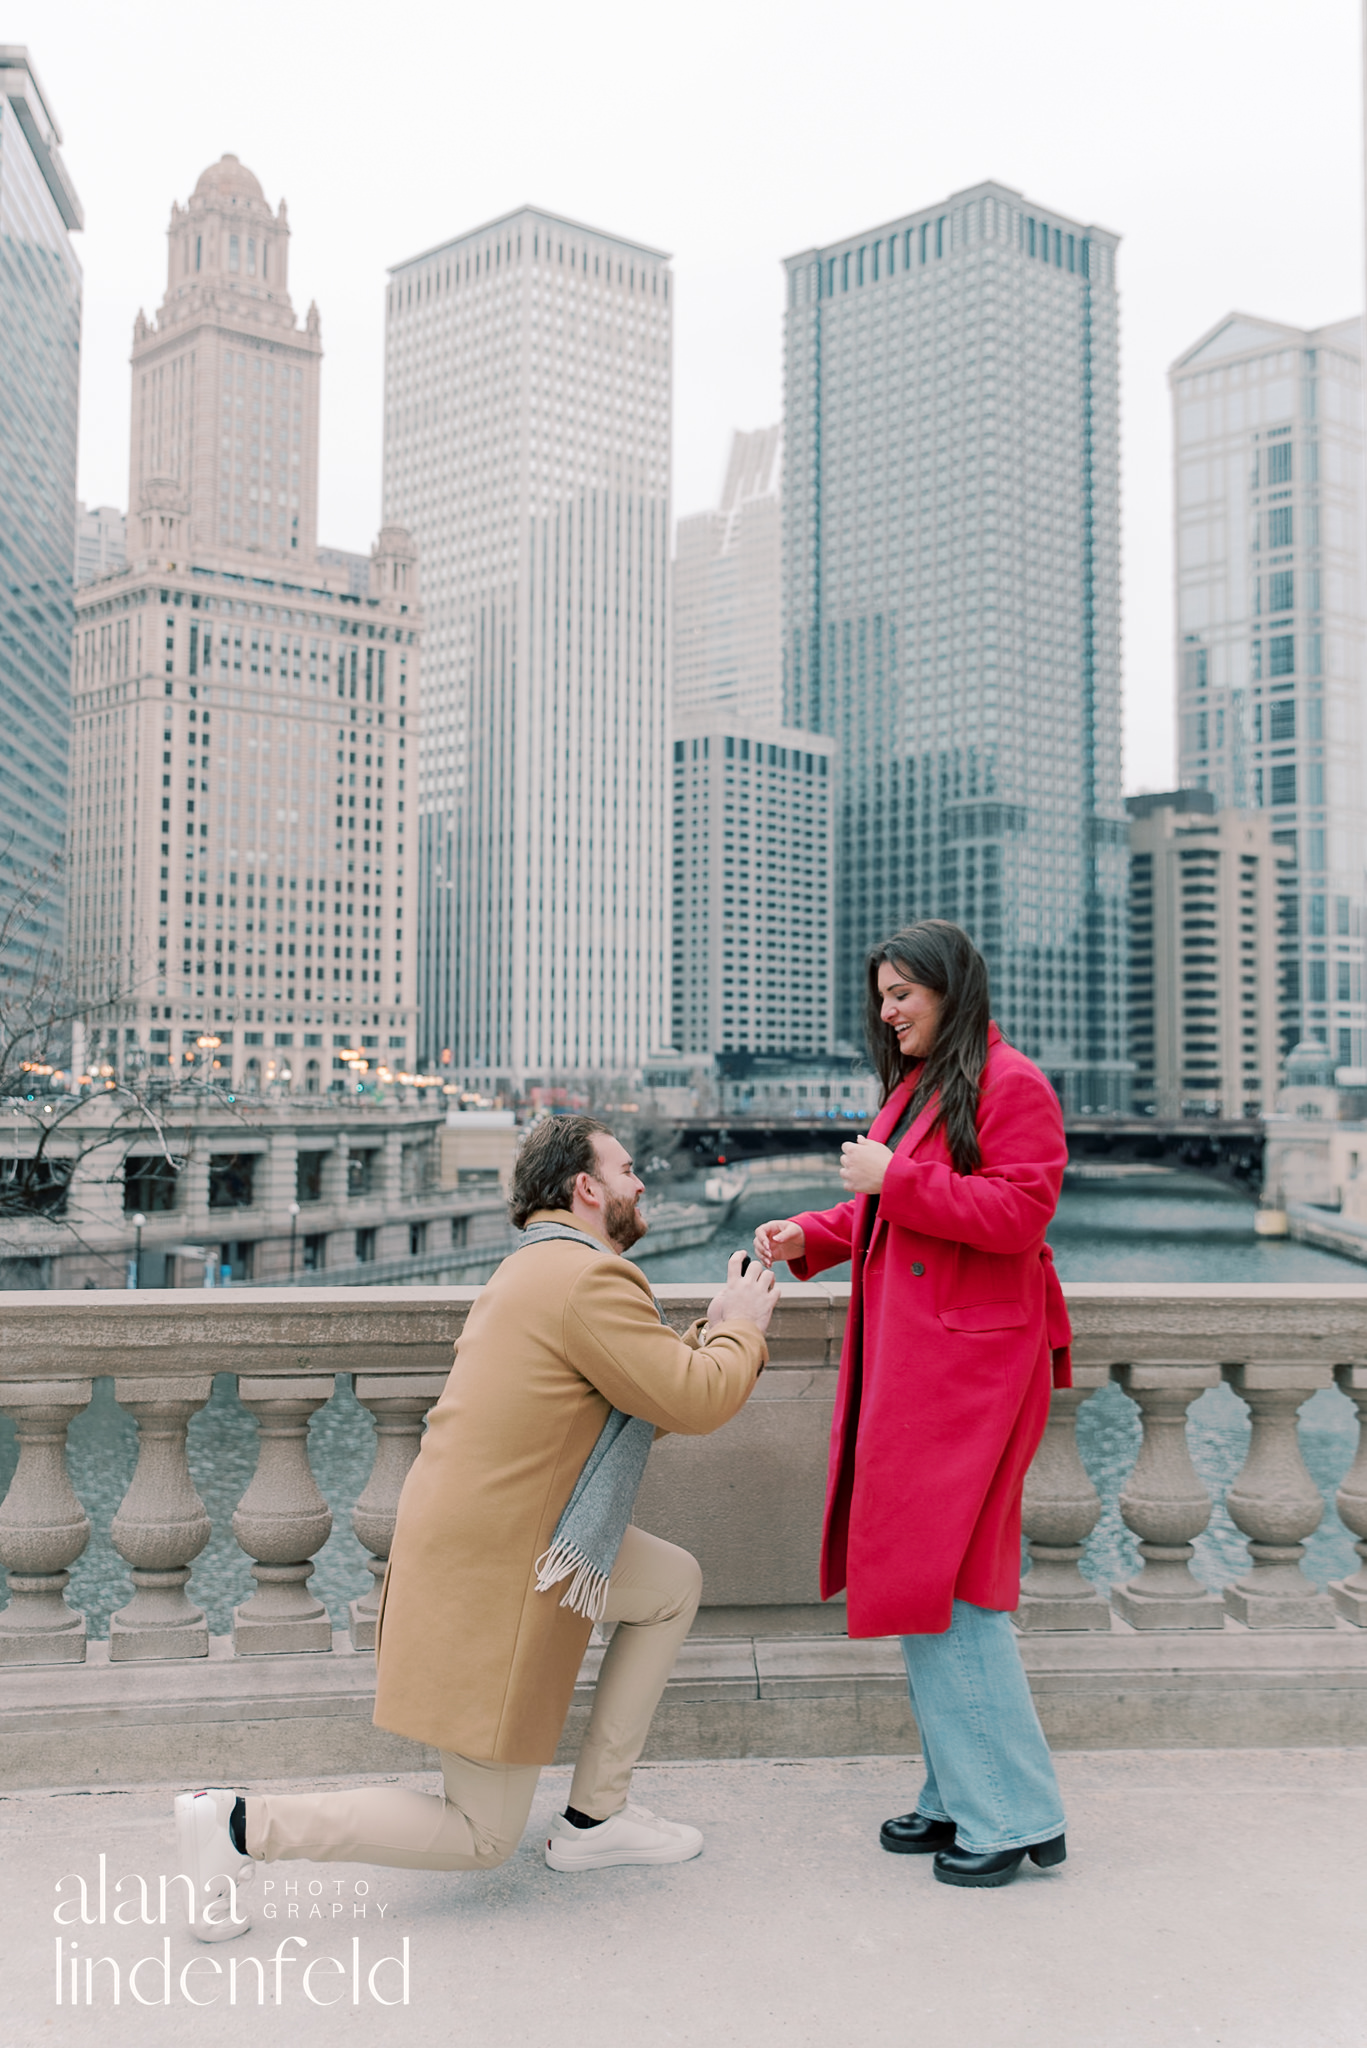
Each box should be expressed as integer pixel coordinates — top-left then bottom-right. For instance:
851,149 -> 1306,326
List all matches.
0,1284 -> 1365,1671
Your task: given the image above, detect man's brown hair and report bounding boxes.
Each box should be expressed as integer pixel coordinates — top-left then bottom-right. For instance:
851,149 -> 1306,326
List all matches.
508,1115 -> 613,1230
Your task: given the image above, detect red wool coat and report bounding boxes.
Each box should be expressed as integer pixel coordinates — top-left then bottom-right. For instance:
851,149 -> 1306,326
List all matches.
790,1025 -> 1072,1638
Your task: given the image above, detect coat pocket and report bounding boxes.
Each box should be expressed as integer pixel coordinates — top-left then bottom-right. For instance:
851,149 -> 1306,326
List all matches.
938,1301 -> 1028,1333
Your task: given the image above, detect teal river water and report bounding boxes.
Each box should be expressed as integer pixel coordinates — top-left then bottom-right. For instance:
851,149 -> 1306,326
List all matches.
3,1173 -> 1362,1637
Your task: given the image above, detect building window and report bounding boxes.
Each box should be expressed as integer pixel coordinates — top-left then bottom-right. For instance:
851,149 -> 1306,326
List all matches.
409,1221 -> 427,1257
124,1156 -> 179,1213
1269,570 -> 1294,614
1269,699 -> 1296,741
1266,441 -> 1293,485
219,1240 -> 254,1283
296,1152 -> 326,1203
347,1149 -> 377,1197
1183,644 -> 1207,690
229,235 -> 240,273
209,1154 -> 255,1209
355,1226 -> 377,1263
1268,507 -> 1293,547
1269,636 -> 1295,677
302,1233 -> 327,1271
1270,764 -> 1297,806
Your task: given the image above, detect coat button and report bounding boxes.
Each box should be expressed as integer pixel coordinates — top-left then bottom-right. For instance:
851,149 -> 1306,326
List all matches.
911,1261 -> 925,1276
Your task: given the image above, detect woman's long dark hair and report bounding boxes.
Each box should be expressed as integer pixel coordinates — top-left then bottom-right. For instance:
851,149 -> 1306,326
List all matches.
865,920 -> 990,1176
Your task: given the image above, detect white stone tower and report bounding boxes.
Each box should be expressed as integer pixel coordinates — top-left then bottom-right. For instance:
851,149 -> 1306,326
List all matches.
129,154 -> 322,566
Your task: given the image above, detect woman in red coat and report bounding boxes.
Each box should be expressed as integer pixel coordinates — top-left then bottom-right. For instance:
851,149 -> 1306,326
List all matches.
755,920 -> 1070,1889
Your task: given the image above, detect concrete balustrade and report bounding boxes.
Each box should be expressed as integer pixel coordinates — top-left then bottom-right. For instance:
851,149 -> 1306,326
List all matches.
1,1283 -> 1367,1785
0,1284 -> 1363,1656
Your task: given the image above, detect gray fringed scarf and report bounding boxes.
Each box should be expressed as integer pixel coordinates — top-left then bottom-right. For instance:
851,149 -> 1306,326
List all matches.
517,1221 -> 660,1623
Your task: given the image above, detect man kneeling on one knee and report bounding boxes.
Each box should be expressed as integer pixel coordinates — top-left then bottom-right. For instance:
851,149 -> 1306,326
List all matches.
176,1115 -> 776,1933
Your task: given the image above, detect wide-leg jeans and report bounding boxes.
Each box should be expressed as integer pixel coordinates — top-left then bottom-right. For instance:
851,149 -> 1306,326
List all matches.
900,1598 -> 1065,1854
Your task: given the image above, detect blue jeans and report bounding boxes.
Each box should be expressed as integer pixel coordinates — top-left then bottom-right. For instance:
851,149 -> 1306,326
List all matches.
900,1600 -> 1065,1854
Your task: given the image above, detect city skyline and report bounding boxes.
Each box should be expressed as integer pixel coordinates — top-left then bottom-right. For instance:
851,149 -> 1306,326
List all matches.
27,0 -> 1365,800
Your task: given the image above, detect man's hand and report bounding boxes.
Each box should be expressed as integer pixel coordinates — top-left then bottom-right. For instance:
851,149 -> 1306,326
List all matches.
706,1249 -> 778,1333
839,1135 -> 893,1195
753,1218 -> 806,1269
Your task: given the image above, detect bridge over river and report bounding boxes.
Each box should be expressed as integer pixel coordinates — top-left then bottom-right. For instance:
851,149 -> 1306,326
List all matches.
676,1113 -> 1265,1187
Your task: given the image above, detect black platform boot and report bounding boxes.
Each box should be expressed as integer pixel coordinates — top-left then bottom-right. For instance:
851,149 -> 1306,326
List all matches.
932,1833 -> 1066,1888
879,1812 -> 957,1855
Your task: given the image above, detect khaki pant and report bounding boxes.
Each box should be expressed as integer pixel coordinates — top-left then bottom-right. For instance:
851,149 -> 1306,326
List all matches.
246,1524 -> 701,1872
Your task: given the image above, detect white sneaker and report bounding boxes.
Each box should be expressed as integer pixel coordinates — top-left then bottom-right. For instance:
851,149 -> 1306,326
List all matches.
173,1788 -> 255,1942
545,1802 -> 704,1871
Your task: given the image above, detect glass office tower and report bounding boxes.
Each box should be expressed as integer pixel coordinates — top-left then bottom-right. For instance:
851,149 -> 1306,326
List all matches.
0,50 -> 82,989
1170,313 -> 1366,1065
783,182 -> 1128,1109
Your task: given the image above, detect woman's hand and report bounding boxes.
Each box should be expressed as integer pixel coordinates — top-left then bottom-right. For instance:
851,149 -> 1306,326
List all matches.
754,1218 -> 806,1269
840,1135 -> 894,1195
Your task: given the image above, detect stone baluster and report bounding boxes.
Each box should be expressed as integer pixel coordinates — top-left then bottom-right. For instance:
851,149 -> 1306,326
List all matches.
0,1381 -> 93,1664
108,1377 -> 214,1660
1014,1370 -> 1111,1630
1221,1362 -> 1336,1628
1330,1362 -> 1367,1626
1110,1364 -> 1225,1628
348,1374 -> 446,1650
231,1376 -> 336,1654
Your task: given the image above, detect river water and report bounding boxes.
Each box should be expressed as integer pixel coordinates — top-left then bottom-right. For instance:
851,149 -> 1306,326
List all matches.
2,1172 -> 1362,1636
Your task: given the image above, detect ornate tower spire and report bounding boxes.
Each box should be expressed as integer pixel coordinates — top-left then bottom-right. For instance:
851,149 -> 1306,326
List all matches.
128,155 -> 322,565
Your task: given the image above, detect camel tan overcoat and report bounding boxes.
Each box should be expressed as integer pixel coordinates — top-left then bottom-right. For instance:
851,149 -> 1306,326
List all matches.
372,1209 -> 767,1763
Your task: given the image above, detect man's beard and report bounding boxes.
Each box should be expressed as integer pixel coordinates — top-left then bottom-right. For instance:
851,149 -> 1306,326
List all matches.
603,1191 -> 647,1253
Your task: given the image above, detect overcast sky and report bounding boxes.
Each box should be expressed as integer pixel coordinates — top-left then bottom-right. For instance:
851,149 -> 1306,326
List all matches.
17,0 -> 1363,790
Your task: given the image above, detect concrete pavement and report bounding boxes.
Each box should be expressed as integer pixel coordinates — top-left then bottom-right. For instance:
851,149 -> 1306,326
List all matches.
3,1748 -> 1364,2048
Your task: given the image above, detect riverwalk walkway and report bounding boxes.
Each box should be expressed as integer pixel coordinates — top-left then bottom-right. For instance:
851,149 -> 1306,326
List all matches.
4,1747 -> 1364,2048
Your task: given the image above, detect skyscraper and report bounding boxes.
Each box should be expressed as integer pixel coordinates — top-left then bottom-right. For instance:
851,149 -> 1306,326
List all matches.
1126,789 -> 1282,1118
0,48 -> 82,990
68,156 -> 420,1092
671,719 -> 835,1055
673,426 -> 782,724
75,503 -> 126,586
1170,314 -> 1365,1064
384,208 -> 672,1087
783,183 -> 1127,1107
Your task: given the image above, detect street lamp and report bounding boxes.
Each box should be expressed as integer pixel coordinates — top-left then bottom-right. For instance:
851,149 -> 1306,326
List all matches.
130,1211 -> 146,1291
289,1200 -> 301,1279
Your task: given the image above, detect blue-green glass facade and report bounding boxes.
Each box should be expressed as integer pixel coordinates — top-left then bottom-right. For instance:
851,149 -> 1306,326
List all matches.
783,182 -> 1129,1111
0,80 -> 81,988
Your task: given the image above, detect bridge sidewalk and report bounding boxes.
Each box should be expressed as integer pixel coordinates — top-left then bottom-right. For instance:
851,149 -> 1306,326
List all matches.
4,1747 -> 1363,2048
